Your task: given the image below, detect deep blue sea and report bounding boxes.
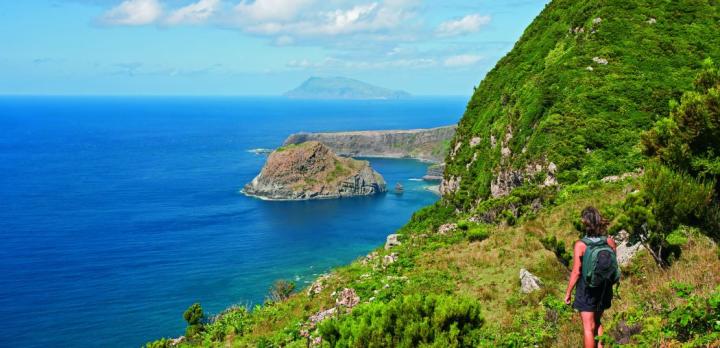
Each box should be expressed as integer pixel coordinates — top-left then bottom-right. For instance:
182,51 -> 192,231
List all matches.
0,96 -> 465,347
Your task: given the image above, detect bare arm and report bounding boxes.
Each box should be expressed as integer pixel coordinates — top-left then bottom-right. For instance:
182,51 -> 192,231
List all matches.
607,236 -> 617,251
564,241 -> 584,304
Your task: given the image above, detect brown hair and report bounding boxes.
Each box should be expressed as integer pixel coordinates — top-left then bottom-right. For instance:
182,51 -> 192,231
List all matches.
581,206 -> 608,237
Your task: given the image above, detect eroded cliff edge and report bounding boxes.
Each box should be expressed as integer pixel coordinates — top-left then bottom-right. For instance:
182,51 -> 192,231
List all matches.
282,125 -> 456,163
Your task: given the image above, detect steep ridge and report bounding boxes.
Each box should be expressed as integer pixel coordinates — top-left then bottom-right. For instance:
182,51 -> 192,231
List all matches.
441,0 -> 720,210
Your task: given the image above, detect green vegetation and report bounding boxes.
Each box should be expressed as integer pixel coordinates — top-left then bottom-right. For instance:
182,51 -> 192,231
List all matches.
444,0 -> 720,211
183,303 -> 205,339
319,294 -> 484,347
146,0 -> 720,346
267,280 -> 296,303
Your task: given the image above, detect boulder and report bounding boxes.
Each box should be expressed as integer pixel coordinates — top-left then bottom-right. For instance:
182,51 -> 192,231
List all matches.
336,288 -> 360,309
519,268 -> 543,293
438,223 -> 458,235
385,234 -> 401,250
614,230 -> 646,266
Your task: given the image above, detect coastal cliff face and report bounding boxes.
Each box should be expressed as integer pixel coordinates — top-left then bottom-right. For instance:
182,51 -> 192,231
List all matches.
283,125 -> 456,163
243,141 -> 386,200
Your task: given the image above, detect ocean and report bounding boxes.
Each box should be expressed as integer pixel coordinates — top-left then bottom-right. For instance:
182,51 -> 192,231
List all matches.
0,96 -> 465,347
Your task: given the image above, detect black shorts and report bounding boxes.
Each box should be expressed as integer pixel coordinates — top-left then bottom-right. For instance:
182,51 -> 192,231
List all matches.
573,277 -> 612,312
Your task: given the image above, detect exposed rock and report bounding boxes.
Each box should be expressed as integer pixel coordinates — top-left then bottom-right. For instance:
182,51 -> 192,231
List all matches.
440,175 -> 461,195
336,288 -> 360,309
283,125 -> 456,163
593,57 -> 609,65
423,163 -> 445,181
586,66 -> 594,71
470,137 -> 482,148
438,223 -> 458,235
491,169 -> 523,198
647,17 -> 657,24
466,153 -> 478,170
450,141 -> 463,159
385,234 -> 401,250
593,17 -> 602,25
519,268 -> 543,293
601,171 -> 640,183
168,336 -> 185,346
542,162 -> 558,187
383,253 -> 398,265
307,275 -> 330,296
490,135 -> 497,148
615,229 -> 646,266
243,141 -> 386,200
308,307 -> 336,326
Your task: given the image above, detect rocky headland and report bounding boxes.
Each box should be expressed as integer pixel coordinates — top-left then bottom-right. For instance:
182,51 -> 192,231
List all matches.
242,141 -> 386,200
282,125 -> 456,164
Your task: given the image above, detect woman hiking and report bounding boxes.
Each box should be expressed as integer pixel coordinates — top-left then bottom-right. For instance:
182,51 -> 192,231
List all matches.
565,206 -> 620,348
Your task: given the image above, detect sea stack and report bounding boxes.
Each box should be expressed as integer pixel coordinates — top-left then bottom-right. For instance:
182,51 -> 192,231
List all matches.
243,141 -> 386,200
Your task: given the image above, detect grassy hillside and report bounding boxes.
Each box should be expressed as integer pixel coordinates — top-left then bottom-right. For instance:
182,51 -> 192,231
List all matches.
148,179 -> 719,347
147,0 -> 720,346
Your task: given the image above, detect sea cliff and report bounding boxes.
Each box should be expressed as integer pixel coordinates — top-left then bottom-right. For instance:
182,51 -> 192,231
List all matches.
282,125 -> 456,163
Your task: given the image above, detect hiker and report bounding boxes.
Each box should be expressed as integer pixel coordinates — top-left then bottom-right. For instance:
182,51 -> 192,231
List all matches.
564,206 -> 620,348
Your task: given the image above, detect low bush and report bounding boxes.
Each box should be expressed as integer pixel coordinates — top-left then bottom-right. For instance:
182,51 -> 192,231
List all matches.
467,226 -> 490,243
267,280 -> 296,303
539,235 -> 571,268
318,294 -> 484,347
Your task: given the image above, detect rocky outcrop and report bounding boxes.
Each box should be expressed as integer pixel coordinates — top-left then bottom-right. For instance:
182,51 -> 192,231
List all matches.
385,234 -> 401,250
423,163 -> 445,181
283,125 -> 456,163
519,268 -> 543,293
243,141 -> 386,200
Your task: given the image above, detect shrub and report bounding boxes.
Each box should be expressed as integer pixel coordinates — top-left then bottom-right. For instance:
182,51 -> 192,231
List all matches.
143,338 -> 172,348
267,280 -> 296,303
614,164 -> 714,267
183,303 -> 205,338
203,306 -> 250,342
467,226 -> 490,243
665,286 -> 720,344
539,235 -> 571,268
318,294 -> 484,347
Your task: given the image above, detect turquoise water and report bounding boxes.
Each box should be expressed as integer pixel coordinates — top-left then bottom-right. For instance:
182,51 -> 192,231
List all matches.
0,96 -> 465,347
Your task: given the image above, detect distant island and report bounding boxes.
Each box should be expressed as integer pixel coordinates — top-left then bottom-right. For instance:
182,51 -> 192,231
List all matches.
242,141 -> 386,200
284,77 -> 411,100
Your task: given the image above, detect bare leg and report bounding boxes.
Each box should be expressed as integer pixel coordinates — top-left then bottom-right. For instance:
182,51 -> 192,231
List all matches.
595,311 -> 605,348
580,311 -> 598,348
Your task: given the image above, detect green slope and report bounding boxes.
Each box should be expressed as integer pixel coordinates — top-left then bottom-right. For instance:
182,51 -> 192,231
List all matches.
443,0 -> 720,210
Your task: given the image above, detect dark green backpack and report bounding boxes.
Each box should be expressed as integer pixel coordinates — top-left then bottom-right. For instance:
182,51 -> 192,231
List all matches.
581,237 -> 621,288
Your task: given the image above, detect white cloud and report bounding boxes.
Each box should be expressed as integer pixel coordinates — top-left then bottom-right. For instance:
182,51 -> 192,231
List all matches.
436,14 -> 490,37
232,1 -> 415,39
443,54 -> 483,67
234,0 -> 315,22
101,0 -> 162,26
166,0 -> 220,25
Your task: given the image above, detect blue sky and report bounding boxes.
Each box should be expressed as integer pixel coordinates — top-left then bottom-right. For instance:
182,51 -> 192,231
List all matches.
0,0 -> 549,95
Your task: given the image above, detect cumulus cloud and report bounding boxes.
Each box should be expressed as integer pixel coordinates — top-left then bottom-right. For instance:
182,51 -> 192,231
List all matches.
166,0 -> 220,25
101,0 -> 162,26
443,54 -> 483,67
234,0 -> 315,22
436,14 -> 490,37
